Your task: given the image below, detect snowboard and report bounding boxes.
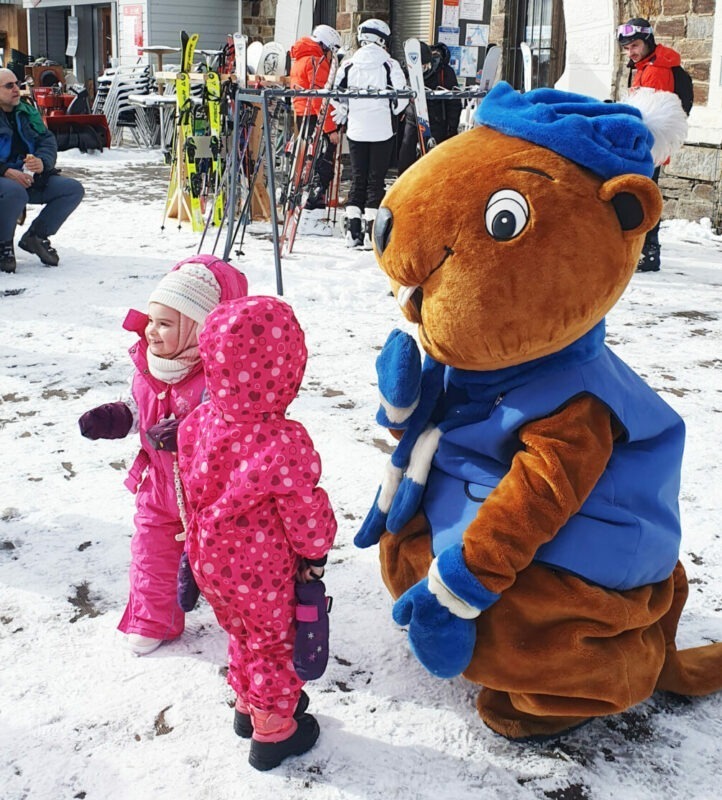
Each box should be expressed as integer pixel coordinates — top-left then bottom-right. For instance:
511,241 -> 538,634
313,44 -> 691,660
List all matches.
246,41 -> 263,74
258,41 -> 287,77
404,38 -> 432,150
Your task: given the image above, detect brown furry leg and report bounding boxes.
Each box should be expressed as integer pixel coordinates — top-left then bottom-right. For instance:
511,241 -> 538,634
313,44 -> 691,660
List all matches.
477,688 -> 591,741
378,514 -> 433,600
655,562 -> 722,696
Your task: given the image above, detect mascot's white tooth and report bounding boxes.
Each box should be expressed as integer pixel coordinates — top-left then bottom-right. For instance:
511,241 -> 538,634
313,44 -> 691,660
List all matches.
397,285 -> 419,309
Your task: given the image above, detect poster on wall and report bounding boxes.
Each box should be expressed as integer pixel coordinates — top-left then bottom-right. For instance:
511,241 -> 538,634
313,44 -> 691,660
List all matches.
465,23 -> 489,47
459,0 -> 483,19
66,16 -> 78,58
437,26 -> 460,47
460,46 -> 479,77
448,45 -> 461,75
442,1 -> 460,27
122,5 -> 144,58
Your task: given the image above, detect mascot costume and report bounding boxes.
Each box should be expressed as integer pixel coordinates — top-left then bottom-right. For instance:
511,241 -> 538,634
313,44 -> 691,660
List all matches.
356,82 -> 722,740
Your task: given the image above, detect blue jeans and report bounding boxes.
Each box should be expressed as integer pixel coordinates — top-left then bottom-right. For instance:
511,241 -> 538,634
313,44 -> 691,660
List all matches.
0,173 -> 85,241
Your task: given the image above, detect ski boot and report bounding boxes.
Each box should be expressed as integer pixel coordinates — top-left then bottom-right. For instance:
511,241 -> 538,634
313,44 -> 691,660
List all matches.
363,208 -> 377,251
344,205 -> 364,248
18,231 -> 60,267
0,241 -> 16,274
636,242 -> 660,272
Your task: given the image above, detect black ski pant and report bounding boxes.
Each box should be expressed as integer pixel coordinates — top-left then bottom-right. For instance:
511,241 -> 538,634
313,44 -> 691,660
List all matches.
643,166 -> 661,249
347,137 -> 395,211
296,114 -> 335,210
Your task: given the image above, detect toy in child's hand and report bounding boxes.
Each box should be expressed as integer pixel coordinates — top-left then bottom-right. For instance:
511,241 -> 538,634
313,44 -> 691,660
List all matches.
293,580 -> 331,681
78,402 -> 133,440
177,551 -> 200,611
147,418 -> 180,451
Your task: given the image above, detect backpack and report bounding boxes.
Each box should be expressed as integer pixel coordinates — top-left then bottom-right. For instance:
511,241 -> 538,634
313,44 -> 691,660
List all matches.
671,65 -> 694,115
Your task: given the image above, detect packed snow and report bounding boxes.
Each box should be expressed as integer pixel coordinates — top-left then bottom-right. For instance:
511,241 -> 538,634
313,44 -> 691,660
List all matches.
1,147 -> 721,800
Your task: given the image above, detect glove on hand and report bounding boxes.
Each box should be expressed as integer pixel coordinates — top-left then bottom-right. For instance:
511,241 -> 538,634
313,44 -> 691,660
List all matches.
293,580 -> 331,681
392,545 -> 501,678
177,551 -> 201,612
376,329 -> 422,428
146,418 -> 180,451
78,402 -> 133,440
392,578 -> 477,678
331,103 -> 348,126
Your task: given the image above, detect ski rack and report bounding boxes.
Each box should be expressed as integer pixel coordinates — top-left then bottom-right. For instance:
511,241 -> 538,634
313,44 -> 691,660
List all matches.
225,85 -> 490,295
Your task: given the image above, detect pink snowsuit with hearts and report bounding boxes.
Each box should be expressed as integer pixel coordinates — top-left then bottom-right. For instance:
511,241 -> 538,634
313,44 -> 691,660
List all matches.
117,255 -> 248,642
177,296 -> 337,715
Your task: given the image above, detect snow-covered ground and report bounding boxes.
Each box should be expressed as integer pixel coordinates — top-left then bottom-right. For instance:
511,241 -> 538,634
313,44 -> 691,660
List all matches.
1,148 -> 721,800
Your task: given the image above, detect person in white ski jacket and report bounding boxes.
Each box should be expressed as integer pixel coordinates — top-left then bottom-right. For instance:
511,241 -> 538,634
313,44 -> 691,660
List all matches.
331,19 -> 408,248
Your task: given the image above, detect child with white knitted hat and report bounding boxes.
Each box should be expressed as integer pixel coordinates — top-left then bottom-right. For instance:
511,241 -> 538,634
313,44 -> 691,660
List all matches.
78,256 -> 247,655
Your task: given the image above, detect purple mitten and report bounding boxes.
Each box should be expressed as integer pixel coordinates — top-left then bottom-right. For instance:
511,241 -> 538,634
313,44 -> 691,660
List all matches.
177,551 -> 201,612
293,580 -> 331,681
146,418 -> 180,451
78,402 -> 133,440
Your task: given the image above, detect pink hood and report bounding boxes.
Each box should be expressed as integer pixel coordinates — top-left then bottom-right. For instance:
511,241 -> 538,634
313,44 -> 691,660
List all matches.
199,295 -> 307,423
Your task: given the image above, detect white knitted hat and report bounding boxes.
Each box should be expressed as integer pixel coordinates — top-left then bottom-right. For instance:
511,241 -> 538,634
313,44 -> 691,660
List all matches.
148,263 -> 221,324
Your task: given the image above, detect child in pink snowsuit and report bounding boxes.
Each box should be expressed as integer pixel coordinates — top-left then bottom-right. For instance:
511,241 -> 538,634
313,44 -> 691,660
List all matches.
177,295 -> 337,771
78,255 -> 247,656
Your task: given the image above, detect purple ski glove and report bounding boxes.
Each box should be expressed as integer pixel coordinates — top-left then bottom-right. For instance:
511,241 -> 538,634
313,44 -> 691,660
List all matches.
177,551 -> 201,612
146,418 -> 180,451
78,402 -> 133,440
293,580 -> 331,681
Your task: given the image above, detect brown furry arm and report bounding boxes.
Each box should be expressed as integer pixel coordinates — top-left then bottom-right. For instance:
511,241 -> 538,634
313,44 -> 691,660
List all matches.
462,395 -> 621,594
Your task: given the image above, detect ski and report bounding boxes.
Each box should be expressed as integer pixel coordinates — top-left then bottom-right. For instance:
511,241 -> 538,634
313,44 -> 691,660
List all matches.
279,55 -> 339,256
233,33 -> 248,89
404,38 -> 432,152
459,44 -> 501,132
478,44 -> 501,93
205,69 -> 225,228
178,32 -> 203,231
520,41 -> 532,93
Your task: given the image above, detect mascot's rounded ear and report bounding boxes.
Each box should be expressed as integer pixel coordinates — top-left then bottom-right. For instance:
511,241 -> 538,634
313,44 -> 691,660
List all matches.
598,174 -> 663,239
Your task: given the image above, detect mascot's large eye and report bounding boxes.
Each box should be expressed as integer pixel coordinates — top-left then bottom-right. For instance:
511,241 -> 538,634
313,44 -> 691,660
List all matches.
485,190 -> 529,241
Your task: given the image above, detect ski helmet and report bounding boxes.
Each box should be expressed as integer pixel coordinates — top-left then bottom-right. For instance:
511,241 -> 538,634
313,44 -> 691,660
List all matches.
617,18 -> 655,47
312,24 -> 342,53
358,18 -> 391,49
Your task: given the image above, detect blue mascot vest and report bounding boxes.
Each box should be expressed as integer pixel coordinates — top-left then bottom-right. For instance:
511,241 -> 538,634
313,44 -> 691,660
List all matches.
425,345 -> 685,590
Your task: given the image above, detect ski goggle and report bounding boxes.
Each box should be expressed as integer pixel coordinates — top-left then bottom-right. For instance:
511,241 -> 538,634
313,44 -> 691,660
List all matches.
617,24 -> 653,39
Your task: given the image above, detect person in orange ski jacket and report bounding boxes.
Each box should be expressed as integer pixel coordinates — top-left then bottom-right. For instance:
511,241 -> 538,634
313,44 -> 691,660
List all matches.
618,18 -> 685,272
289,25 -> 342,236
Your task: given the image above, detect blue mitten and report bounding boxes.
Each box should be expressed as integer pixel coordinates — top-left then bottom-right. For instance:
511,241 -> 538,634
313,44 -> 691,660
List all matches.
354,487 -> 389,548
392,545 -> 501,678
375,329 -> 422,429
387,475 -> 425,534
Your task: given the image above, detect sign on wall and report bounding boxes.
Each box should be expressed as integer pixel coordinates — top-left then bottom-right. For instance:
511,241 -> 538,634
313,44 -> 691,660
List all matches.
122,4 -> 144,57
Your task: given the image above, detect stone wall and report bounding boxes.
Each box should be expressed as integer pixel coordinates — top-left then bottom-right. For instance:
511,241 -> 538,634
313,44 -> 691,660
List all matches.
242,0 -> 277,42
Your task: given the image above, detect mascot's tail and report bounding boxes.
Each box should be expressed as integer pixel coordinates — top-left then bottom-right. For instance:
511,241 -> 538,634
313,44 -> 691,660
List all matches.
655,562 -> 722,696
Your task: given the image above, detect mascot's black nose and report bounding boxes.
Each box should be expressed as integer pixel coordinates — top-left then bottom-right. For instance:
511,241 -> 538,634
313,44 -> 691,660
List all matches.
373,207 -> 393,254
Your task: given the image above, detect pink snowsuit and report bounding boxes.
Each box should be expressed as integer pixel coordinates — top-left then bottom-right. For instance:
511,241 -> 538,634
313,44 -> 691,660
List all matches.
178,296 -> 337,715
117,256 -> 248,641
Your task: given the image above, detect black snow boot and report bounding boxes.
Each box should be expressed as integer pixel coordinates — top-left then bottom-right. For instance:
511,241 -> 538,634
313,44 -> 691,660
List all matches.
234,690 -> 309,739
636,242 -> 660,272
18,231 -> 60,267
0,241 -> 16,274
248,713 -> 320,771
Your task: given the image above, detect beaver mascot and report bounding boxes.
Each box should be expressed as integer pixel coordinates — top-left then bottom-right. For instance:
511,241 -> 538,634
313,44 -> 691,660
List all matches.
356,82 -> 722,740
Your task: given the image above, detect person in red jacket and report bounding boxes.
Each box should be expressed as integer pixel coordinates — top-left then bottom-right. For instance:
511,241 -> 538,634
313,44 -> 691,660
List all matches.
618,18 -> 682,272
289,24 -> 342,236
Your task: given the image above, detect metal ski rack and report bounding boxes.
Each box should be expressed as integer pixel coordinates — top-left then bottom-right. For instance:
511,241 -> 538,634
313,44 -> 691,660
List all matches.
224,85 -> 489,295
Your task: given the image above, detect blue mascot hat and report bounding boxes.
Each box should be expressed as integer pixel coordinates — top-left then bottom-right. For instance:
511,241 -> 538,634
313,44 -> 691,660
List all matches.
475,82 -> 655,180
